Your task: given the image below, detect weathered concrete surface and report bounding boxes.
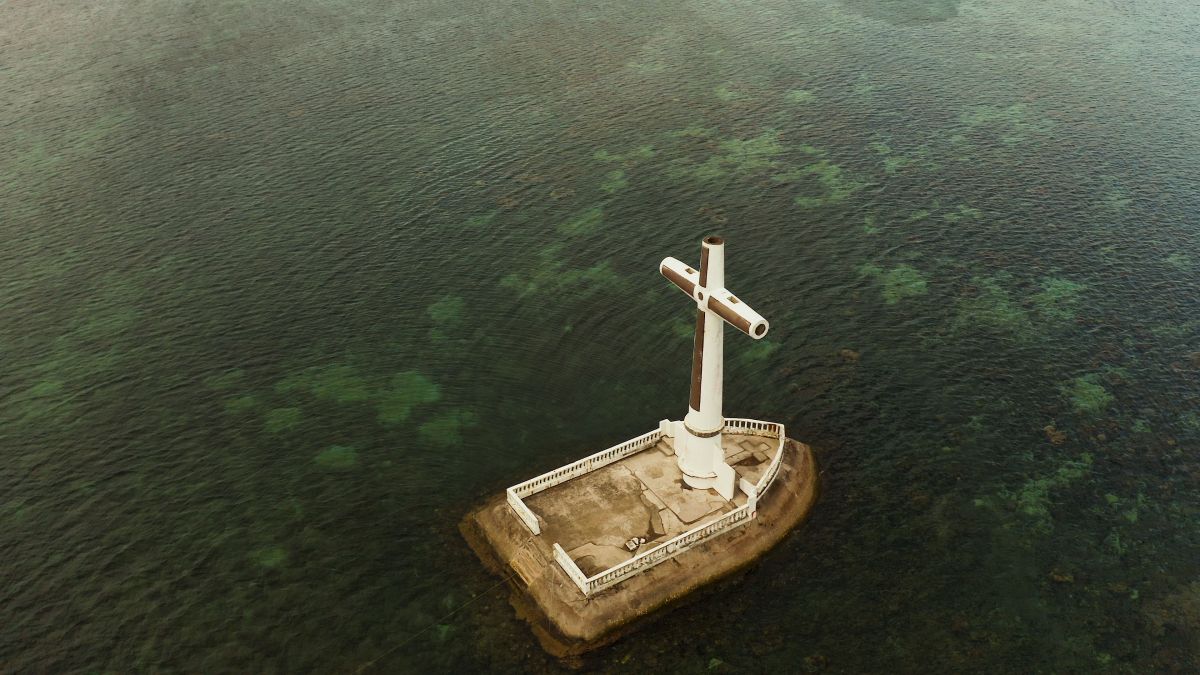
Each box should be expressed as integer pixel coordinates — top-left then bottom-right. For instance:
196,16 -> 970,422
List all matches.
521,434 -> 774,577
460,438 -> 818,657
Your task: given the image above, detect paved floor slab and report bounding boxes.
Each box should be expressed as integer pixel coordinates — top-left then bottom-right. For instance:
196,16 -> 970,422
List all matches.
523,433 -> 779,573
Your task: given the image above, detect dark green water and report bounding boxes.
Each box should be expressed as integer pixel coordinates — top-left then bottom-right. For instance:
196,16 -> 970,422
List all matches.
3,0 -> 1199,671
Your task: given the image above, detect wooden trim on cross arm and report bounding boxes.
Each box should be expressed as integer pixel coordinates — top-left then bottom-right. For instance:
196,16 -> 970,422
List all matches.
661,266 -> 696,296
707,295 -> 753,335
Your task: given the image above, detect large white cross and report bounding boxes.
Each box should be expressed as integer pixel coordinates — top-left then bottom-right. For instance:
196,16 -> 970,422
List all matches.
659,236 -> 769,500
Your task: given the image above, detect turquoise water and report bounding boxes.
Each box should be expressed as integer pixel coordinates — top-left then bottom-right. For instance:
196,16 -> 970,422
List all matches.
2,0 -> 1198,671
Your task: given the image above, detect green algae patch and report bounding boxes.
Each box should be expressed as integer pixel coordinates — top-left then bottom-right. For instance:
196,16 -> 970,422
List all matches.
428,295 -> 465,325
249,546 -> 288,569
1098,188 -> 1132,212
673,130 -> 786,182
787,160 -> 867,208
264,407 -> 302,433
941,204 -> 982,223
858,262 -> 883,278
377,372 -> 440,425
869,137 -> 938,176
714,85 -> 744,102
600,170 -> 628,194
10,379 -> 71,424
1000,453 -> 1093,533
73,308 -> 140,341
784,89 -> 816,104
1165,253 -> 1193,270
557,207 -> 605,236
26,379 -> 64,398
667,317 -> 693,341
881,265 -> 928,304
418,410 -> 480,447
309,365 -> 371,403
1031,277 -> 1086,322
223,395 -> 259,414
594,146 -> 656,163
204,369 -> 246,391
428,295 -> 466,340
958,103 -> 1055,145
1062,374 -> 1113,416
861,264 -> 928,304
463,210 -> 499,229
739,340 -> 780,362
953,275 -> 1033,337
275,364 -> 371,404
500,243 -> 622,299
666,126 -> 714,139
314,445 -> 358,469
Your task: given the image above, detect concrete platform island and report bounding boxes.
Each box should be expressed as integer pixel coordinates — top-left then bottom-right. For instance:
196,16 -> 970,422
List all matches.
462,423 -> 818,656
461,235 -> 819,655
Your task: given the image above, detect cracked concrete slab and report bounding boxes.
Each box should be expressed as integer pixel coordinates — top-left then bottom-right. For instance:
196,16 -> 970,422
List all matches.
523,433 -> 781,569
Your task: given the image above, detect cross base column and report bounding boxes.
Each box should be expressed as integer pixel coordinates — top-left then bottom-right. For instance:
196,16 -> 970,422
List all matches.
663,421 -> 737,501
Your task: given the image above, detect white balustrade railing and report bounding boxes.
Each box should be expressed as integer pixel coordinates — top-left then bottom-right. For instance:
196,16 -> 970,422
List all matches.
585,500 -> 754,594
506,418 -> 788,596
509,428 -> 663,500
553,543 -> 590,594
506,488 -> 541,535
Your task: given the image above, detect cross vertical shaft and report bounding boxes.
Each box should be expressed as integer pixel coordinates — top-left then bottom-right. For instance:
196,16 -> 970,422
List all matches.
659,236 -> 770,500
686,237 -> 725,436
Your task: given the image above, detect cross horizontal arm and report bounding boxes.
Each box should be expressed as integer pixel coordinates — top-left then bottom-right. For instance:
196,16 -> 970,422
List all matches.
660,257 -> 700,296
660,257 -> 770,339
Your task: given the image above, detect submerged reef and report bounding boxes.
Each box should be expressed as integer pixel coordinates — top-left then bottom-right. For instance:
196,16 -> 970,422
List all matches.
223,394 -> 258,414
670,130 -> 787,181
600,170 -> 627,193
953,275 -> 1035,337
249,546 -> 288,569
1061,374 -> 1114,416
784,160 -> 867,208
868,136 -> 939,175
1144,581 -> 1200,668
314,445 -> 358,469
264,407 -> 302,433
957,103 -> 1056,146
377,372 -> 441,426
276,364 -> 371,404
427,295 -> 466,340
784,89 -> 816,104
204,369 -> 246,391
1031,278 -> 1086,321
500,243 -> 621,299
418,410 -> 480,447
992,453 -> 1094,533
557,207 -> 605,236
593,146 -> 656,163
859,263 -> 929,304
